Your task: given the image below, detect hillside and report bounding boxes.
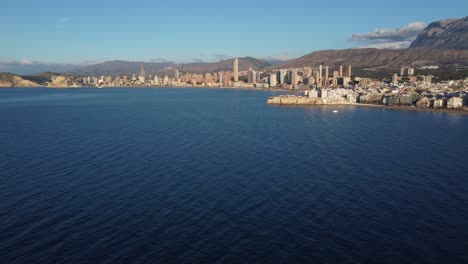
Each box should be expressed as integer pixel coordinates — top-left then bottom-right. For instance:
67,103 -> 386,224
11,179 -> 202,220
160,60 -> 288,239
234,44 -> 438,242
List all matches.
0,72 -> 40,87
275,48 -> 468,69
178,57 -> 270,73
69,57 -> 270,77
410,17 -> 468,50
71,60 -> 178,77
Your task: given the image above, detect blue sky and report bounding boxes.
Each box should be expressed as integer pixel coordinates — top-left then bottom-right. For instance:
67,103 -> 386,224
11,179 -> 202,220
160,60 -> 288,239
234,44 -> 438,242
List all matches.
1,0 -> 467,65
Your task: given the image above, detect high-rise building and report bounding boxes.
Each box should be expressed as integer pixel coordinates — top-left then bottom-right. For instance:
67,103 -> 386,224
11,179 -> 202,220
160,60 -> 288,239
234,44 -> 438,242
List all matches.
205,73 -> 213,83
218,72 -> 224,84
392,74 -> 398,86
223,71 -> 231,87
400,67 -> 405,76
139,65 -> 146,82
277,69 -> 287,85
256,71 -> 262,83
174,69 -> 179,79
314,71 -> 320,85
289,69 -> 298,86
333,71 -> 339,79
408,67 -> 415,76
339,65 -> 343,77
248,68 -> 256,83
233,58 -> 239,82
347,65 -> 352,77
319,65 -> 323,81
269,74 -> 277,87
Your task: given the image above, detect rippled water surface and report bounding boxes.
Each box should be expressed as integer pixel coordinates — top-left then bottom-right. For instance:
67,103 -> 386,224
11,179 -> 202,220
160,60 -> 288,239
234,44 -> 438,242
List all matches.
1,88 -> 468,263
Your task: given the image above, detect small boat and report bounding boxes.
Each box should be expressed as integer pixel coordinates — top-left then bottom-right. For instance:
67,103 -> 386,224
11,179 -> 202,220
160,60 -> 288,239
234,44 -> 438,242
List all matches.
333,110 -> 338,113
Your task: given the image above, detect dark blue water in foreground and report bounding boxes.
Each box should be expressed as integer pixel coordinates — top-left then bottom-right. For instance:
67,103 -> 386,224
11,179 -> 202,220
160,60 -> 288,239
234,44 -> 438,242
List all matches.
1,88 -> 468,263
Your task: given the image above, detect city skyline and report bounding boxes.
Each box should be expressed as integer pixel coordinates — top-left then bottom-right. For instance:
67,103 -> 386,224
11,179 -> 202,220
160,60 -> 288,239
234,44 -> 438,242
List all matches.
1,0 -> 467,65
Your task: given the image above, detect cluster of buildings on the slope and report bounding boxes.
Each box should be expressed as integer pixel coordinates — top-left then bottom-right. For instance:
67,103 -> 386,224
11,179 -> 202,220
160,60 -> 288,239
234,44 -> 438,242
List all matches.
268,70 -> 468,111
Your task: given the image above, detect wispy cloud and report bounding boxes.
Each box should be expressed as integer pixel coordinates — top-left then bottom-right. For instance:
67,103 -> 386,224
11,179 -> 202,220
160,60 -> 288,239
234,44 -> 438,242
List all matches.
351,22 -> 427,49
56,17 -> 71,29
58,17 -> 71,23
150,58 -> 169,63
192,58 -> 205,63
214,54 -> 233,61
261,53 -> 291,62
20,58 -> 33,65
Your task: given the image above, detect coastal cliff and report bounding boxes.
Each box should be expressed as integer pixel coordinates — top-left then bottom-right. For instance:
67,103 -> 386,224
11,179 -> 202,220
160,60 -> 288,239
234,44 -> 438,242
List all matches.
0,73 -> 40,87
48,76 -> 70,88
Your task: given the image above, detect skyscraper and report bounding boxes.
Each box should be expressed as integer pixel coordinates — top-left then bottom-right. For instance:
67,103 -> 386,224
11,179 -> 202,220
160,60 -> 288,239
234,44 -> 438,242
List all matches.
319,65 -> 323,81
392,74 -> 398,86
277,69 -> 287,85
139,65 -> 146,82
333,71 -> 339,79
339,65 -> 343,77
218,72 -> 224,84
269,74 -> 277,87
347,65 -> 352,77
248,68 -> 256,83
289,69 -> 298,86
223,71 -> 231,87
233,58 -> 239,82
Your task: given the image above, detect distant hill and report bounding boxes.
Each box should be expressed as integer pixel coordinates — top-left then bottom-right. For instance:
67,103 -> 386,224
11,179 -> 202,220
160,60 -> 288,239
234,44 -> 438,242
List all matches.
178,57 -> 270,73
70,60 -> 178,77
22,72 -> 63,84
0,62 -> 80,76
69,57 -> 270,77
410,17 -> 468,50
274,48 -> 468,69
0,72 -> 40,87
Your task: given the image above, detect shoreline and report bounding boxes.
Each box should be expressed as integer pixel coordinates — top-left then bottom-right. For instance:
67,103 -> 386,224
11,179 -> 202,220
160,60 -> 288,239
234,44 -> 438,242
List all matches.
0,86 -> 289,92
268,101 -> 468,115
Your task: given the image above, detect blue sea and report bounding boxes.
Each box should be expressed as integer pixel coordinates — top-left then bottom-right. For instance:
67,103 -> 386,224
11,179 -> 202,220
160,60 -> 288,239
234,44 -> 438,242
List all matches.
1,88 -> 467,263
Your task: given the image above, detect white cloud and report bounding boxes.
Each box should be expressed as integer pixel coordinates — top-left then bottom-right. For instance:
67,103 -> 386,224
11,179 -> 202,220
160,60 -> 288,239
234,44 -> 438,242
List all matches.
20,58 -> 33,65
58,17 -> 71,23
351,22 -> 427,49
262,54 -> 291,62
56,17 -> 71,29
215,54 -> 233,61
150,58 -> 169,63
192,58 -> 205,63
359,41 -> 414,49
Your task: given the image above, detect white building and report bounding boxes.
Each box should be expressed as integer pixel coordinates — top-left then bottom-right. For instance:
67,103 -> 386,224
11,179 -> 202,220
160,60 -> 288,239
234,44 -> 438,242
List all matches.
447,97 -> 464,108
277,69 -> 287,85
269,74 -> 277,87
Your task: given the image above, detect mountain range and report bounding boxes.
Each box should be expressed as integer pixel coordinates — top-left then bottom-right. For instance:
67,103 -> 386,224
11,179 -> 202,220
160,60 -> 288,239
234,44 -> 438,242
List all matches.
71,57 -> 271,77
410,16 -> 468,50
275,48 -> 468,70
